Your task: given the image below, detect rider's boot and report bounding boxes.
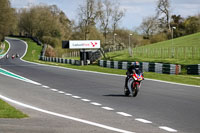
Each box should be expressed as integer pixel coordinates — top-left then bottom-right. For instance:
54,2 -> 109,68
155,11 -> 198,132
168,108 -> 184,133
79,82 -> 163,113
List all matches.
124,77 -> 128,91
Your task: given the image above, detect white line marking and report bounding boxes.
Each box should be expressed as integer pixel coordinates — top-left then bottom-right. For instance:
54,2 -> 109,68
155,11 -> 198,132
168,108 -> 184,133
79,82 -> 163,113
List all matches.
0,68 -> 41,86
58,91 -> 65,94
135,118 -> 152,124
117,112 -> 132,117
72,96 -> 81,99
91,102 -> 102,106
159,126 -> 177,132
0,94 -> 135,133
102,107 -> 114,111
145,78 -> 200,88
42,85 -> 49,88
1,40 -> 10,58
65,93 -> 72,96
51,89 -> 58,92
81,99 -> 91,102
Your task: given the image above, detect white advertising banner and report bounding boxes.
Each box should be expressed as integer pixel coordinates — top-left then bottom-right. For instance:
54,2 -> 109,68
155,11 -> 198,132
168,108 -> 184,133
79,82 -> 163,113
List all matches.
69,40 -> 100,49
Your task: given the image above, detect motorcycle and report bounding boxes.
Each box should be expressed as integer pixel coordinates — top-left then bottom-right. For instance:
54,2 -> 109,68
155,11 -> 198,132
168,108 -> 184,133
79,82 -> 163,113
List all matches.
11,55 -> 15,59
16,53 -> 19,58
6,54 -> 9,59
124,71 -> 144,97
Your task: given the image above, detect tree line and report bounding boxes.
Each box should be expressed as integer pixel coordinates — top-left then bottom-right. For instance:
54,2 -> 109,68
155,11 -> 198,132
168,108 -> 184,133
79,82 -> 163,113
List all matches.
0,0 -> 15,42
0,0 -> 200,56
0,0 -> 126,53
139,0 -> 200,44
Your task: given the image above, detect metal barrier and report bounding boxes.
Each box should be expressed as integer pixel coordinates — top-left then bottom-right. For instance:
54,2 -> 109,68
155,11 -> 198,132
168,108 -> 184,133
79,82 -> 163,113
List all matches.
98,60 -> 181,75
187,64 -> 200,75
39,56 -> 80,66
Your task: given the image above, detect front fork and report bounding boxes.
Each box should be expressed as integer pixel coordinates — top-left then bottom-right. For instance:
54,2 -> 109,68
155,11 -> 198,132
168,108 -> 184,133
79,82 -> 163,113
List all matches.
133,81 -> 140,90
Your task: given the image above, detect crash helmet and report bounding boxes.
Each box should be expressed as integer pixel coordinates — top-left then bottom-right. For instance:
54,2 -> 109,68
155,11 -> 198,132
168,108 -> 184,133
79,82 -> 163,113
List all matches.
133,61 -> 139,68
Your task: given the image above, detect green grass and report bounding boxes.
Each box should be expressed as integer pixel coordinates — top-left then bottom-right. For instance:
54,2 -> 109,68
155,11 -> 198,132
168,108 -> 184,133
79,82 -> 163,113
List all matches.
20,37 -> 200,86
0,41 -> 9,55
4,41 -> 9,54
64,57 -> 80,60
106,32 -> 200,65
20,38 -> 42,62
0,99 -> 28,118
141,33 -> 200,48
0,43 -> 2,52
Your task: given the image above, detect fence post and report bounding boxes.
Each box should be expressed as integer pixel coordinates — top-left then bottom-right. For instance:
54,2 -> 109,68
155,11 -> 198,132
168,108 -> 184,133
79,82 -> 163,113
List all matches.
199,48 -> 200,59
175,65 -> 180,75
167,48 -> 169,58
192,47 -> 194,59
184,47 -> 186,59
175,47 -> 177,59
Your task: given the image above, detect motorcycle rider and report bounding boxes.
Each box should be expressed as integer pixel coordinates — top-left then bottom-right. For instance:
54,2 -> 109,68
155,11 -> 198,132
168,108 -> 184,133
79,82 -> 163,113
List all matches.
124,61 -> 143,90
16,53 -> 19,58
6,54 -> 9,59
11,54 -> 15,59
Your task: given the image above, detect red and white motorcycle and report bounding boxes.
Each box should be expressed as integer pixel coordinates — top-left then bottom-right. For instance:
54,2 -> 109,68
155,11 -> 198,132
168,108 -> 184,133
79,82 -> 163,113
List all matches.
124,71 -> 144,97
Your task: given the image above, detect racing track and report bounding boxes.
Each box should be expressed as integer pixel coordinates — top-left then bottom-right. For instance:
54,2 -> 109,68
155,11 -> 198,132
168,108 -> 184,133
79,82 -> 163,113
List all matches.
0,38 -> 200,133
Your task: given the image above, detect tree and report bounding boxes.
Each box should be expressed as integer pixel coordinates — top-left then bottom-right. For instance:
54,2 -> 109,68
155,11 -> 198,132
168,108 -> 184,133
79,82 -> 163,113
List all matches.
18,8 -> 38,37
18,5 -> 71,47
156,0 -> 171,31
78,0 -> 99,40
170,15 -> 185,37
112,29 -> 137,49
0,0 -> 16,41
112,2 -> 125,35
98,0 -> 112,44
184,16 -> 200,35
140,16 -> 159,39
58,11 -> 72,40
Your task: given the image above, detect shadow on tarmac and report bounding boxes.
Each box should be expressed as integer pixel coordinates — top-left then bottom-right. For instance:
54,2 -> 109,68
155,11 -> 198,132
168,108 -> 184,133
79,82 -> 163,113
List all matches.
103,94 -> 127,97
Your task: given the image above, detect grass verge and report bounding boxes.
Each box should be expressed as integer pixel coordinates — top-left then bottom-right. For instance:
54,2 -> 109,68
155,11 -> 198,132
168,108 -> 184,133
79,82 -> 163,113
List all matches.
105,50 -> 200,65
0,99 -> 28,118
20,37 -> 200,86
0,41 -> 9,55
4,41 -> 9,53
20,38 -> 42,62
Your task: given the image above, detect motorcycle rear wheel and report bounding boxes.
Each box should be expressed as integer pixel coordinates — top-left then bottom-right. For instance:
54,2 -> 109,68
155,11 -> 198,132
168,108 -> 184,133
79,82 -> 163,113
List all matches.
124,87 -> 130,96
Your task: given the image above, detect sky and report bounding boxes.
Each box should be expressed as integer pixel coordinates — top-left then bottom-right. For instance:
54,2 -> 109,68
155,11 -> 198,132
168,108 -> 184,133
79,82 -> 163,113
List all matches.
10,0 -> 200,30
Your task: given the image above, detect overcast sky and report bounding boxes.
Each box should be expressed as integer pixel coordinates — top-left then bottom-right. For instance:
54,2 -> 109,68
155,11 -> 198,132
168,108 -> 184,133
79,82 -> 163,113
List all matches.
10,0 -> 200,30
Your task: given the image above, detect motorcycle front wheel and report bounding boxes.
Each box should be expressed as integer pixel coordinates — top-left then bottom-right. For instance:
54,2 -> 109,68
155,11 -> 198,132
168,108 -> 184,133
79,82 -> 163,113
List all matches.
132,84 -> 139,97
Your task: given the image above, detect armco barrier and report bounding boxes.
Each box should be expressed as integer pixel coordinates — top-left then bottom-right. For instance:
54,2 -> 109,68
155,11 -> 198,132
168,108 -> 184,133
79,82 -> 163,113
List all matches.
187,64 -> 200,75
98,60 -> 181,75
39,57 -> 183,75
40,56 -> 80,65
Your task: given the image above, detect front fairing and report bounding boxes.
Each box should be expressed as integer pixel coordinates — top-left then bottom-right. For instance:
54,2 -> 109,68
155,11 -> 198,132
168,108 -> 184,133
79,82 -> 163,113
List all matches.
133,73 -> 143,81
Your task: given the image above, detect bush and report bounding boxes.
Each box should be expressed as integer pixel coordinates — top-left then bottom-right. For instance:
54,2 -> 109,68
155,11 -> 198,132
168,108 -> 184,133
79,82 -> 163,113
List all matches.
150,33 -> 168,43
42,36 -> 60,48
45,45 -> 56,57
